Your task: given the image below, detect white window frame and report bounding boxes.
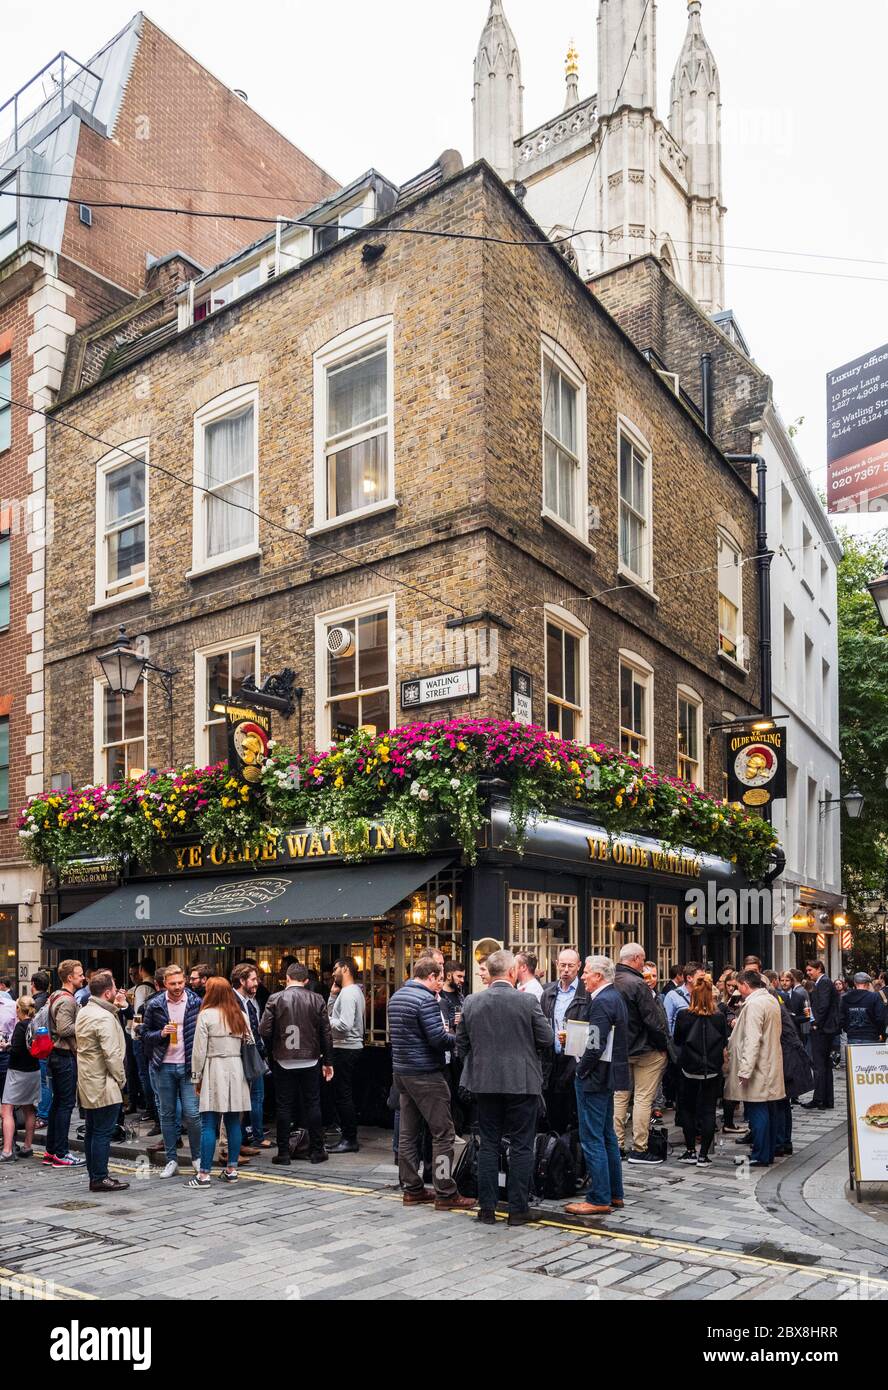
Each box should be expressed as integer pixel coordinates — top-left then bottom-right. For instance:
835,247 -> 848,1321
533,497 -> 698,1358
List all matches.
314,594 -> 397,749
311,317 -> 395,532
191,384 -> 260,576
676,683 -> 703,786
617,416 -> 653,588
194,634 -> 261,766
543,603 -> 589,743
717,527 -> 744,663
93,678 -> 147,784
619,649 -> 654,763
94,439 -> 150,608
0,174 -> 16,261
540,336 -> 588,544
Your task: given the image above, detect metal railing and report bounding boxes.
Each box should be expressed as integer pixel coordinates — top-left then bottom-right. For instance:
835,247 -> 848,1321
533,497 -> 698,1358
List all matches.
0,51 -> 102,154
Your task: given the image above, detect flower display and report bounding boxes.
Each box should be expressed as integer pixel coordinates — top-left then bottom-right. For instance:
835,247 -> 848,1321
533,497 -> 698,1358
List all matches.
18,718 -> 779,879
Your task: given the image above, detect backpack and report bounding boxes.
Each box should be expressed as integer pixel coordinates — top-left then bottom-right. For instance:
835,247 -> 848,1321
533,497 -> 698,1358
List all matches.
532,1132 -> 578,1200
27,991 -> 63,1059
454,1132 -> 481,1197
648,1119 -> 668,1162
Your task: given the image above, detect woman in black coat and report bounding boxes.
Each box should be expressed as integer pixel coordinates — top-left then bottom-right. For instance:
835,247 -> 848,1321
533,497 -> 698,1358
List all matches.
774,993 -> 815,1155
673,975 -> 729,1167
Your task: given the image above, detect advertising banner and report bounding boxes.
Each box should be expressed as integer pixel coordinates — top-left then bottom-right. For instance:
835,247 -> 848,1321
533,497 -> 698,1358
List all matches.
827,342 -> 888,514
847,1043 -> 888,1184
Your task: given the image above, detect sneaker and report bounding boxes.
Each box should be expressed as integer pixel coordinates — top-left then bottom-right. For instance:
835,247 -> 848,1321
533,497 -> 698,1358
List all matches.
696,1155 -> 713,1167
722,1123 -> 746,1134
52,1153 -> 86,1168
627,1149 -> 665,1166
42,1151 -> 56,1166
159,1160 -> 179,1179
677,1149 -> 698,1165
0,1150 -> 15,1162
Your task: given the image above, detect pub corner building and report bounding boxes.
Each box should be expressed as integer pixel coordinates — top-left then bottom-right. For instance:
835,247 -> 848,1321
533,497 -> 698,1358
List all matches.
40,782 -> 782,1078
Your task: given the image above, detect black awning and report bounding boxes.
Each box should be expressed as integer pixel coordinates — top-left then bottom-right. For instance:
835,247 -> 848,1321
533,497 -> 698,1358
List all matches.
42,856 -> 455,949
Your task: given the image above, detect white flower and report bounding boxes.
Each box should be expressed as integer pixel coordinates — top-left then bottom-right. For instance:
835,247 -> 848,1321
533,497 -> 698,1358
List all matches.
450,778 -> 460,790
418,788 -> 430,802
99,812 -> 109,821
410,780 -> 421,797
268,739 -> 277,749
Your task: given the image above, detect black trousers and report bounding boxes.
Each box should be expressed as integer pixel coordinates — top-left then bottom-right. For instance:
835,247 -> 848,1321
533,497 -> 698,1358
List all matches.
544,1054 -> 577,1134
477,1093 -> 539,1215
273,1061 -> 325,1156
331,1048 -> 360,1143
677,1074 -> 721,1158
811,1030 -> 837,1107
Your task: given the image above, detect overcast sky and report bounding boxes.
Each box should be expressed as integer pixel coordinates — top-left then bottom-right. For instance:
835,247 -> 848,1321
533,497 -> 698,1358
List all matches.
3,0 -> 886,538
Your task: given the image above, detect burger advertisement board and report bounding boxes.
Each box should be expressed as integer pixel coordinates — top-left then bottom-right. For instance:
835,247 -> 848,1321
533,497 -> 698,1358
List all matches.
847,1045 -> 888,1184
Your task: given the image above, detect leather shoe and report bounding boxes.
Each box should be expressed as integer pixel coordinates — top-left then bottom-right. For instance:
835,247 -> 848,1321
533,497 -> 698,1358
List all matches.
434,1194 -> 477,1211
477,1209 -> 497,1224
327,1140 -> 359,1154
507,1210 -> 535,1227
89,1178 -> 130,1193
239,1145 -> 261,1156
611,1199 -> 625,1209
403,1187 -> 436,1205
272,1155 -> 291,1166
310,1151 -> 329,1164
799,1101 -> 824,1109
564,1202 -> 611,1216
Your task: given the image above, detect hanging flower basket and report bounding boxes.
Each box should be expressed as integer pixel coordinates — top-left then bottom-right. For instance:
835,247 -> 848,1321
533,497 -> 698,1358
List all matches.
19,718 -> 779,879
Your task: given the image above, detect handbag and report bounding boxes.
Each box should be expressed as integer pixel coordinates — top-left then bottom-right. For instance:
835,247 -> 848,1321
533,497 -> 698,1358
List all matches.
240,1037 -> 265,1083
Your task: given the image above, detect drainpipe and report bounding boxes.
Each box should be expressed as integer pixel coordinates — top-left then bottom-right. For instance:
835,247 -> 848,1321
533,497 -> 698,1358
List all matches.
700,352 -> 713,436
725,452 -> 772,719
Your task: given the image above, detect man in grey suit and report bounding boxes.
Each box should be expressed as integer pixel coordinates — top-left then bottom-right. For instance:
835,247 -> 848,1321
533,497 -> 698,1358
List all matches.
456,949 -> 553,1227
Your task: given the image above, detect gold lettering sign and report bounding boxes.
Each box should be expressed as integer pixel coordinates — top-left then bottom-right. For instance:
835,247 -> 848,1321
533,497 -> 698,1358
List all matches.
587,837 -> 701,879
167,824 -> 417,874
140,931 -> 232,948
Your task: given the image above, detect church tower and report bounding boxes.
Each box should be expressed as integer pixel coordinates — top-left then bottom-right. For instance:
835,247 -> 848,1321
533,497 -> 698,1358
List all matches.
670,0 -> 725,309
472,0 -> 523,184
597,0 -> 656,115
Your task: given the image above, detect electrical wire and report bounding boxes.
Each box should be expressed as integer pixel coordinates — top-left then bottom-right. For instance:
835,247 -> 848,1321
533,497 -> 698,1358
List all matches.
0,390 -> 470,620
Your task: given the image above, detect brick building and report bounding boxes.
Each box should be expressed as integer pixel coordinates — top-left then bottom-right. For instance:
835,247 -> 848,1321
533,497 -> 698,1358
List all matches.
592,253 -> 844,973
0,12 -> 336,982
40,160 -> 767,980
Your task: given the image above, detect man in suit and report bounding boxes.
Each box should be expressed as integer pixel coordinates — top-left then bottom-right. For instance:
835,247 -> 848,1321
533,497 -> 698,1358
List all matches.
565,956 -> 629,1217
802,961 -> 840,1110
541,947 -> 588,1134
232,963 -> 268,1155
456,949 -> 552,1227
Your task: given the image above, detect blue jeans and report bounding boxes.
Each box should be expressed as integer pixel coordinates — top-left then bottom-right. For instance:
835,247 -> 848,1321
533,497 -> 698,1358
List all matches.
199,1112 -> 242,1173
84,1103 -> 119,1182
247,1072 -> 264,1141
152,1063 -> 201,1166
37,1059 -> 52,1122
575,1082 -> 624,1207
46,1051 -> 78,1158
745,1099 -> 778,1164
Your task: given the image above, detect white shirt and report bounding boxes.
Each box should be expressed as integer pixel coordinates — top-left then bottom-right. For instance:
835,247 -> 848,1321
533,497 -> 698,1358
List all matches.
518,976 -> 544,1000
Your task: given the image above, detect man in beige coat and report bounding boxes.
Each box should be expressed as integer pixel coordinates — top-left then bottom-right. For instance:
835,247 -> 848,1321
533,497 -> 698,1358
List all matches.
725,969 -> 785,1168
74,970 -> 130,1193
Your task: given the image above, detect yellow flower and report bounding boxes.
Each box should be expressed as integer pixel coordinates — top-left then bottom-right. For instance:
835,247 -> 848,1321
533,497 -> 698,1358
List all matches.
615,794 -> 623,808
177,810 -> 186,821
334,775 -> 344,789
592,752 -> 601,764
153,818 -> 162,829
457,742 -> 467,752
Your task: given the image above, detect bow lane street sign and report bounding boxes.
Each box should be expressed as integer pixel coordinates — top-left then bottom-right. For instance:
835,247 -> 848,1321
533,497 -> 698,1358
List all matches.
401,666 -> 480,710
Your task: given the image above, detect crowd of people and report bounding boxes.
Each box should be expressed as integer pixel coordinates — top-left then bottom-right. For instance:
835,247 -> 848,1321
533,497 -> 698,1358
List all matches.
0,946 -> 875,1223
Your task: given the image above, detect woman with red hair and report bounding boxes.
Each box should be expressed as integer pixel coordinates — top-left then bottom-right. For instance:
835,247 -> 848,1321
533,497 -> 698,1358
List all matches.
188,976 -> 251,1188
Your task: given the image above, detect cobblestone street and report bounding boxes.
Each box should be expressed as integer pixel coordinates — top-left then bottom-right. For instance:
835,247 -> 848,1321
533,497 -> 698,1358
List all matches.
3,1076 -> 888,1302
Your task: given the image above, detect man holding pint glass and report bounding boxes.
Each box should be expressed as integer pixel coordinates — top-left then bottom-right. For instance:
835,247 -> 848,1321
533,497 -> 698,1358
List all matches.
142,965 -> 203,1178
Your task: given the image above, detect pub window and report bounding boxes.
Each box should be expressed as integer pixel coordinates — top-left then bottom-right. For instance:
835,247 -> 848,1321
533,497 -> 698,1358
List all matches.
619,652 -> 653,762
508,889 -> 578,982
94,679 -> 146,783
0,527 -> 9,628
656,903 -> 677,983
590,898 -> 645,959
541,337 -> 587,540
192,384 -> 259,574
717,528 -> 743,661
677,685 -> 703,785
316,595 -> 395,746
195,637 -> 259,766
0,714 -> 8,812
618,419 -> 652,585
95,442 -> 148,605
313,317 -> 394,529
544,605 -> 588,741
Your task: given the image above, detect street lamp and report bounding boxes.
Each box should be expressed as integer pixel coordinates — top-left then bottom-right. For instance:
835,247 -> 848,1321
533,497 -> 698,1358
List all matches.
818,785 -> 864,820
96,625 -> 178,766
867,560 -> 888,630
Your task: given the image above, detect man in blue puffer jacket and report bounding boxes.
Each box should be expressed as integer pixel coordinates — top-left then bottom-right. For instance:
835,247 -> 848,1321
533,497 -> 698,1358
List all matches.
141,964 -> 203,1178
388,958 -> 476,1213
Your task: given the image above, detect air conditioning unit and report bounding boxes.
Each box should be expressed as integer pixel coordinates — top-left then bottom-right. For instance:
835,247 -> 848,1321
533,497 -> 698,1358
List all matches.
326,626 -> 355,659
